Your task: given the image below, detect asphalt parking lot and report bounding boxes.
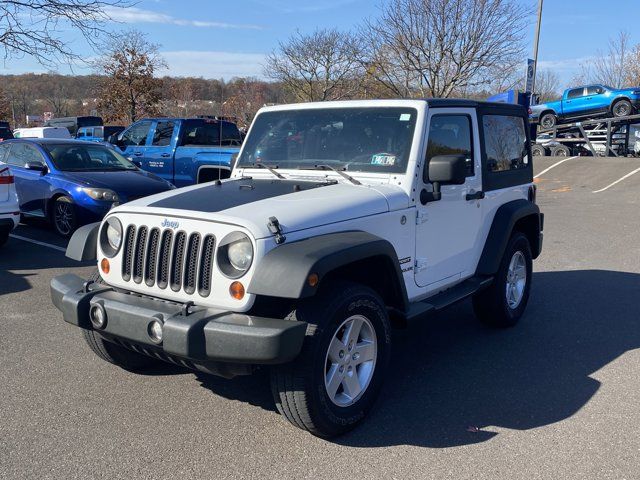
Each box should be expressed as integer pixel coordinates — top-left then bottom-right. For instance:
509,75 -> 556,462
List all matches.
1,157 -> 639,480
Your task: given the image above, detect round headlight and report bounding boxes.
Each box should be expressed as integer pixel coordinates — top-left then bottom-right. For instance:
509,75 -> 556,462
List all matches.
106,222 -> 121,250
218,232 -> 254,278
227,238 -> 253,271
100,217 -> 123,257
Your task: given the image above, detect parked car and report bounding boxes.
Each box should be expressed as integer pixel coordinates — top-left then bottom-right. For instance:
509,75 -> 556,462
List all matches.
51,99 -> 543,437
113,117 -> 242,187
0,139 -> 174,237
0,126 -> 14,142
77,125 -> 125,143
0,165 -> 19,246
13,127 -> 72,139
44,116 -> 103,136
530,84 -> 640,129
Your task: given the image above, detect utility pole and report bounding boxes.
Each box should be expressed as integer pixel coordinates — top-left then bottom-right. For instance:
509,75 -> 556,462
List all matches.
531,0 -> 544,95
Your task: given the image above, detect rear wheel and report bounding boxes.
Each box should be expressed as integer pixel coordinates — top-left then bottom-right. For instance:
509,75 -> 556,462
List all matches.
540,112 -> 557,129
51,195 -> 77,237
473,232 -> 533,328
270,281 -> 391,438
551,145 -> 571,157
531,144 -> 547,157
612,99 -> 632,117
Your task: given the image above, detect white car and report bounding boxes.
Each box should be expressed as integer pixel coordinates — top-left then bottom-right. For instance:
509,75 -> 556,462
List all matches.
51,99 -> 544,437
0,165 -> 19,246
13,127 -> 71,139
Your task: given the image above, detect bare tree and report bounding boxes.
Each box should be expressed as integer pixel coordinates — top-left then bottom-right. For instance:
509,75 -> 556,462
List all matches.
535,70 -> 561,102
362,0 -> 531,98
0,0 -> 131,67
95,30 -> 166,123
576,31 -> 633,88
624,43 -> 640,87
264,28 -> 364,102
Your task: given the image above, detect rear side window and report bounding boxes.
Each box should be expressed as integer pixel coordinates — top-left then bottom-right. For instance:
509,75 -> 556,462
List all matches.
587,86 -> 605,95
567,88 -> 584,99
152,121 -> 175,146
221,122 -> 241,146
483,115 -> 528,173
6,143 -> 46,167
425,115 -> 474,181
180,120 -> 220,147
121,121 -> 152,146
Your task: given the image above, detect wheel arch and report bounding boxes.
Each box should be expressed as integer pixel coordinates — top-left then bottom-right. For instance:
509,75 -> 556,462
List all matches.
46,189 -> 73,218
610,96 -> 632,112
247,231 -> 409,314
476,200 -> 543,276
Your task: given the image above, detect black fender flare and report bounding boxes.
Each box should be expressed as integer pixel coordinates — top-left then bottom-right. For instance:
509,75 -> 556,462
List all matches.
66,222 -> 100,261
476,200 -> 543,276
247,231 -> 409,310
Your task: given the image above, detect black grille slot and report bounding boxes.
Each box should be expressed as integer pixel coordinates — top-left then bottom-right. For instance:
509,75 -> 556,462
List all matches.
132,226 -> 148,284
170,232 -> 187,292
157,230 -> 173,289
122,225 -> 136,281
144,228 -> 160,286
183,234 -> 201,295
198,235 -> 215,297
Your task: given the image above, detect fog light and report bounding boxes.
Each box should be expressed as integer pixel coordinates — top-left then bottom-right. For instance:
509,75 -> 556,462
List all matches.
100,258 -> 110,274
229,281 -> 245,300
90,304 -> 107,329
148,320 -> 163,344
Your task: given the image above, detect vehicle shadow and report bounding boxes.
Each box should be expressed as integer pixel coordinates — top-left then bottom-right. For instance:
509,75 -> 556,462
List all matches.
335,269 -> 640,448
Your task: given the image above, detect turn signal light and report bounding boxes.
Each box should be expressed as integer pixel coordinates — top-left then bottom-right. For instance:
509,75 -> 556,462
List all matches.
307,273 -> 319,287
229,281 -> 245,300
100,258 -> 110,274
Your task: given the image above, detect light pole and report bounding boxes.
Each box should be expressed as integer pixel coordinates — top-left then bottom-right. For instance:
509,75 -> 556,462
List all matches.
531,0 -> 544,96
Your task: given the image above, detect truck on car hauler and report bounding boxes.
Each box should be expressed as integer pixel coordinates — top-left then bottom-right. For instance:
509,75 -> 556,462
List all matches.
50,99 -> 544,438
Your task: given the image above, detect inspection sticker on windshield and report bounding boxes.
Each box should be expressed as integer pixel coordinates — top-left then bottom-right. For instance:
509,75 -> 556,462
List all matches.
399,113 -> 411,121
371,153 -> 396,166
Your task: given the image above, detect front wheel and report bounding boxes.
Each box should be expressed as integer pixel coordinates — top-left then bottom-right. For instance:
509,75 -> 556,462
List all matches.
472,232 -> 533,328
612,99 -> 632,117
270,282 -> 391,438
51,195 -> 78,237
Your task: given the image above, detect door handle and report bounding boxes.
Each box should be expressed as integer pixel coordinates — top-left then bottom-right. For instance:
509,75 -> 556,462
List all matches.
466,191 -> 485,201
133,152 -> 143,156
160,153 -> 171,158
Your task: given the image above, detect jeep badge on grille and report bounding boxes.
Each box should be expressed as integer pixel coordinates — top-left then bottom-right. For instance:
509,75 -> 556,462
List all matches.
161,219 -> 179,229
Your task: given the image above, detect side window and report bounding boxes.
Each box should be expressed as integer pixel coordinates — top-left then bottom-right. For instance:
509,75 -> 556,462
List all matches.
221,122 -> 242,146
567,88 -> 584,99
121,121 -> 152,146
152,121 -> 175,146
0,143 -> 10,163
424,114 -> 474,182
482,115 -> 528,173
180,120 -> 220,147
94,127 -> 104,138
587,86 -> 604,95
77,130 -> 85,138
6,143 -> 46,167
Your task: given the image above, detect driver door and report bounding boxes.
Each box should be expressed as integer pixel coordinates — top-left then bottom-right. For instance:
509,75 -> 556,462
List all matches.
414,108 -> 483,290
6,143 -> 50,217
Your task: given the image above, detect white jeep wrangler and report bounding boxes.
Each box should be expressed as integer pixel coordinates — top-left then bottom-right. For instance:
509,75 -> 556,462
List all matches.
51,99 -> 543,438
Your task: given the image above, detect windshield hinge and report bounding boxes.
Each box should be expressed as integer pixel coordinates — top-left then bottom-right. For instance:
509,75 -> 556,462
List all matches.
267,216 -> 286,244
416,210 -> 428,225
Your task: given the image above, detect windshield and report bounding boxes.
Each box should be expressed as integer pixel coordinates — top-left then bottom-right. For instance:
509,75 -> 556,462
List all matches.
237,107 -> 417,173
44,144 -> 137,171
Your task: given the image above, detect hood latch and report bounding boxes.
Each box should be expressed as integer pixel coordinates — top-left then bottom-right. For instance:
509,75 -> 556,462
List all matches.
267,216 -> 286,244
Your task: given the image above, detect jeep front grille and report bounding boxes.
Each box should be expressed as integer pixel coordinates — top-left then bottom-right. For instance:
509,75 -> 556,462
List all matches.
121,225 -> 215,297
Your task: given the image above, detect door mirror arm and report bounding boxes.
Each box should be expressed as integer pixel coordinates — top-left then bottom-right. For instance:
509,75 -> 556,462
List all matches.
420,182 -> 441,204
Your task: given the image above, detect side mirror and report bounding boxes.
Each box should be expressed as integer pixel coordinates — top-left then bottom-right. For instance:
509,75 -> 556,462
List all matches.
25,162 -> 47,173
421,155 -> 467,204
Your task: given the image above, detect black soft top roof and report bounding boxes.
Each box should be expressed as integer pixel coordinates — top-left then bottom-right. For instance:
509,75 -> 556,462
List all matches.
424,98 -> 527,114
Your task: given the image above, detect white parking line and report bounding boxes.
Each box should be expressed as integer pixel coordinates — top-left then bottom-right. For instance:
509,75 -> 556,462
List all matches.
593,166 -> 640,193
533,156 -> 579,179
9,234 -> 67,252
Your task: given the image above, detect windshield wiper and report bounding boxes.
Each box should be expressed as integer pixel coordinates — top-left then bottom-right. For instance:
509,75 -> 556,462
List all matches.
244,163 -> 285,179
299,164 -> 361,185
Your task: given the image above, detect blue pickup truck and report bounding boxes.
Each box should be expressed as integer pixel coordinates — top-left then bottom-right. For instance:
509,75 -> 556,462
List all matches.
530,84 -> 640,129
113,118 -> 242,187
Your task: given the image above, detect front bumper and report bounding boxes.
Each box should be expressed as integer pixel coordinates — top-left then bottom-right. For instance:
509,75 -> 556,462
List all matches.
50,274 -> 307,372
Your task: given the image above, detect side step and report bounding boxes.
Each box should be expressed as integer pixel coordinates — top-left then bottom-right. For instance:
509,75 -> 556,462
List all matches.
405,276 -> 493,321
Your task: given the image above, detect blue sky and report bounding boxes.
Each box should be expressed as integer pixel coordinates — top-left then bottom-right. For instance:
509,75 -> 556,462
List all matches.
1,0 -> 637,90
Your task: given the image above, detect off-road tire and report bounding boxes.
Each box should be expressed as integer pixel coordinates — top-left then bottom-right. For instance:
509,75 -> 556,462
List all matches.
472,232 -> 532,328
612,99 -> 632,117
81,269 -> 162,372
270,281 -> 392,438
540,112 -> 557,129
